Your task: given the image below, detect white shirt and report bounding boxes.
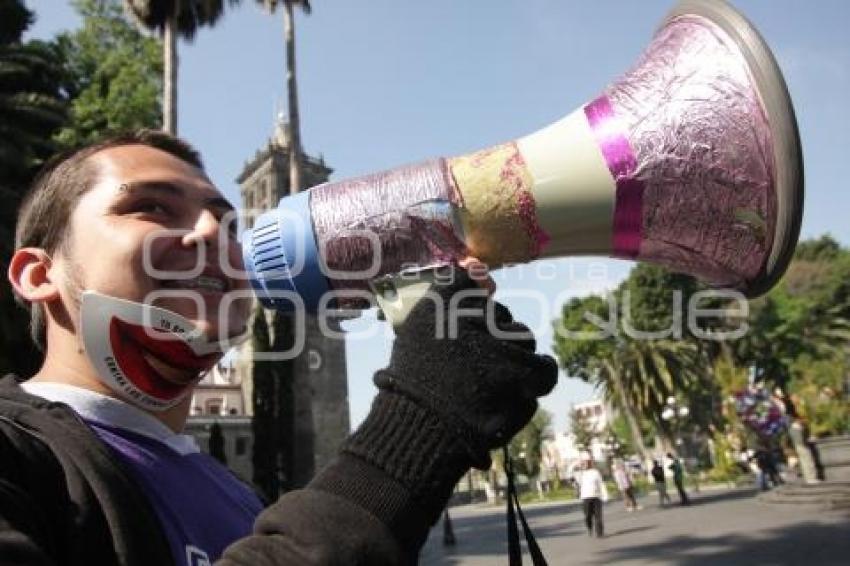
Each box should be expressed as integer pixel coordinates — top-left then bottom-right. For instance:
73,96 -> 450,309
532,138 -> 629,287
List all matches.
19,381 -> 200,455
577,468 -> 609,501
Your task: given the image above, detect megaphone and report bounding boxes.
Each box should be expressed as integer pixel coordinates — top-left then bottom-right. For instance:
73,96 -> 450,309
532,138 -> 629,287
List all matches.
244,0 -> 803,315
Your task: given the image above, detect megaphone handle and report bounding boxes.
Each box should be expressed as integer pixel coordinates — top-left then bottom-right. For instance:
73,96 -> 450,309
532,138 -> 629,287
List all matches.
370,269 -> 442,328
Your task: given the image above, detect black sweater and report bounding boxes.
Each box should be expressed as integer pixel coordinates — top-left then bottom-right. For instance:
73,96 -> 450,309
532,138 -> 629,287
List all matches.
0,375 -> 462,565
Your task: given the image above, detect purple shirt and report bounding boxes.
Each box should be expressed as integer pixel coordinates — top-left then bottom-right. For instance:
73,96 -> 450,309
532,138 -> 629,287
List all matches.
88,421 -> 264,566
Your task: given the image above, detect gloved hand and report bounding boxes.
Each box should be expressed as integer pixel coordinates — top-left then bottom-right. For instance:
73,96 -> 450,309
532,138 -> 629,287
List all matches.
373,268 -> 558,469
312,267 -> 558,552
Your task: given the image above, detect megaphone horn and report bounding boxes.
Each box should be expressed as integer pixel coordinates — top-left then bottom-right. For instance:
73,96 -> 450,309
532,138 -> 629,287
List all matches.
245,0 -> 803,312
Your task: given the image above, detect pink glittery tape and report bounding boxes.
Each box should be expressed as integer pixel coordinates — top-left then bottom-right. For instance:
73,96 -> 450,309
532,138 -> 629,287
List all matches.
606,15 -> 776,287
584,95 -> 643,258
309,158 -> 467,298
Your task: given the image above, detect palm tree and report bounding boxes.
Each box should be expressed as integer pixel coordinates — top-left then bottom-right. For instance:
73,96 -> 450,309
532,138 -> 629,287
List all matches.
619,338 -> 707,446
125,0 -> 238,134
554,291 -> 711,463
255,0 -> 311,193
598,353 -> 651,461
554,295 -> 652,463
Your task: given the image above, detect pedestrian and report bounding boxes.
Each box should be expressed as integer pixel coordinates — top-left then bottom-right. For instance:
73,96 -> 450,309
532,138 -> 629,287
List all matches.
577,458 -> 608,537
651,459 -> 672,507
0,130 -> 558,564
667,453 -> 691,505
612,459 -> 640,511
753,446 -> 783,490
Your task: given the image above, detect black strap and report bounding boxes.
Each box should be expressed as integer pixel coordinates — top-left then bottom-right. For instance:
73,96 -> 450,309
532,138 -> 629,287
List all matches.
504,447 -> 548,566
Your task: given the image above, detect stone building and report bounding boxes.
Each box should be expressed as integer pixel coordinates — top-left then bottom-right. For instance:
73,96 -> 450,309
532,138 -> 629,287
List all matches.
185,361 -> 254,483
234,117 -> 351,488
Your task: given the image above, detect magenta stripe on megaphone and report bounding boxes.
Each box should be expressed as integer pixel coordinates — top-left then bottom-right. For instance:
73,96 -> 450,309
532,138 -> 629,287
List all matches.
584,95 -> 643,259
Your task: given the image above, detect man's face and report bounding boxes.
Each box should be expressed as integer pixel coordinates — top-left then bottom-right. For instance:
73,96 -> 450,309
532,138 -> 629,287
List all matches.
55,145 -> 251,376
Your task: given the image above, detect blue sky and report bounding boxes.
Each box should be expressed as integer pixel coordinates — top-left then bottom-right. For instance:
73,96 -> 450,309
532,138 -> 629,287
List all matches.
25,0 -> 850,433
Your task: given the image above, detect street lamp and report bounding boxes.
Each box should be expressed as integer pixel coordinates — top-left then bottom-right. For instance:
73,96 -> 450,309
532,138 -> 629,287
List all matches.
603,434 -> 621,460
661,397 -> 690,453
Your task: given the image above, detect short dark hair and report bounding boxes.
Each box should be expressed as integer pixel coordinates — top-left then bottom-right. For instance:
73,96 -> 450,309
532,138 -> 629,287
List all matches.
14,129 -> 205,349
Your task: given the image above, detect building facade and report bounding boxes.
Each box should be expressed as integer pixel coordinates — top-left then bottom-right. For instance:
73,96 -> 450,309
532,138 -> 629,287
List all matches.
186,362 -> 254,482
235,118 -> 351,488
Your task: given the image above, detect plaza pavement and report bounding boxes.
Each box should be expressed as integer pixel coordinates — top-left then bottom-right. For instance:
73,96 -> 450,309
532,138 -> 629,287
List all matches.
420,486 -> 850,565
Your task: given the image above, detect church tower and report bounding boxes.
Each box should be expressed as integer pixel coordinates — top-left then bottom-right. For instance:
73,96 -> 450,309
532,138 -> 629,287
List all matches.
236,116 -> 350,488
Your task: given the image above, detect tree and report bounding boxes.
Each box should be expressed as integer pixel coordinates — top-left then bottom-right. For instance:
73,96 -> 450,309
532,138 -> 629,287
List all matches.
251,306 -> 278,501
609,412 -> 653,459
789,353 -> 850,438
554,265 -> 713,460
506,408 -> 552,480
793,234 -> 841,262
734,239 -> 850,389
269,308 -> 296,491
209,421 -> 227,464
125,0 -> 239,133
0,0 -> 67,377
569,407 -> 596,455
255,0 -> 311,193
54,0 -> 162,147
0,2 -> 66,187
554,294 -> 651,462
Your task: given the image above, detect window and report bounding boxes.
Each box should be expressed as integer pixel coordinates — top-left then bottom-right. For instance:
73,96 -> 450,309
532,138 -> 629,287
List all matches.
206,398 -> 222,415
235,437 -> 248,456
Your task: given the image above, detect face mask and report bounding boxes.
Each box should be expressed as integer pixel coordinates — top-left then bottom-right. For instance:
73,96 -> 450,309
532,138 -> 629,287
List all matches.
80,291 -> 248,411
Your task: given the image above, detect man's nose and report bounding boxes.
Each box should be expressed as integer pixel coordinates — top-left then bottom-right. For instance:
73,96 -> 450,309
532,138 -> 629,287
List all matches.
182,209 -> 221,248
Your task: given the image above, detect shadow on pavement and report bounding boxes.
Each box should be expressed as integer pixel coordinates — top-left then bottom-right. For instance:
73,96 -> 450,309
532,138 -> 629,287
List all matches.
603,525 -> 656,538
597,520 -> 850,566
422,488 -> 850,565
686,487 -> 760,506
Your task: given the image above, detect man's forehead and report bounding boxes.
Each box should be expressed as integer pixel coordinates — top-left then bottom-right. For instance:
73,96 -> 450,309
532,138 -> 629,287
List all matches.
87,144 -> 228,204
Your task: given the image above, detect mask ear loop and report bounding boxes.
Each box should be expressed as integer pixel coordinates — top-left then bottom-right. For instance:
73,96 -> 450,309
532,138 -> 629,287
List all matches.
504,446 -> 548,565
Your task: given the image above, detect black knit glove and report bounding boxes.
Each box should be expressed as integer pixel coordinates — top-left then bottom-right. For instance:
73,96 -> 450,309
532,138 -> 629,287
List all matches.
374,268 -> 558,468
311,268 -> 557,555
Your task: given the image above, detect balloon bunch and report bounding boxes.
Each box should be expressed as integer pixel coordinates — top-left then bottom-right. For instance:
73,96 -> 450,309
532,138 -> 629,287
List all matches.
732,388 -> 788,437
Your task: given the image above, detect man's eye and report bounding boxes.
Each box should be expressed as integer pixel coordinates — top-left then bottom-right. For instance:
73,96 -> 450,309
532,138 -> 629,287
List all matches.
133,201 -> 171,216
216,213 -> 240,238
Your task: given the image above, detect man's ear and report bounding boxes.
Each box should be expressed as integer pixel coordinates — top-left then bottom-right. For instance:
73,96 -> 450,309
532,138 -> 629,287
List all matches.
7,248 -> 60,304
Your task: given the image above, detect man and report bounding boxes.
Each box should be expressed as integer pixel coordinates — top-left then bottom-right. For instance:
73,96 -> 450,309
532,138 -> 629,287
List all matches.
753,446 -> 783,490
1,130 -> 557,565
651,459 -> 672,507
612,459 -> 639,512
666,453 -> 691,505
576,458 -> 608,538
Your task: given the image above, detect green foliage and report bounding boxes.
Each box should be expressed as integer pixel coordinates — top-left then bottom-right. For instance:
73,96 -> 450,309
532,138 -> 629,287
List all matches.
0,0 -> 67,377
127,0 -> 241,39
705,430 -> 744,482
554,237 -> 850,448
610,413 -> 652,457
735,241 -> 850,388
251,307 -> 278,501
553,294 -> 616,382
505,409 -> 553,479
793,234 -> 841,262
250,306 -> 299,500
789,353 -> 850,438
54,0 -> 162,147
270,310 -> 296,489
553,266 -> 711,453
568,407 -> 595,452
621,263 -> 699,337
